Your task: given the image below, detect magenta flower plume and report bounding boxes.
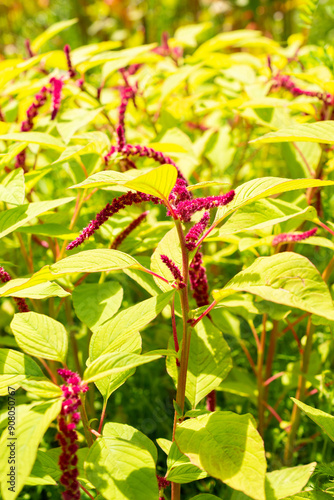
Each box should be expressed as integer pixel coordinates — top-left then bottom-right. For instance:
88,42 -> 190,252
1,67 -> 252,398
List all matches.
111,211 -> 148,249
15,85 -> 48,169
0,267 -> 29,313
160,255 -> 185,288
0,106 -> 5,122
168,178 -> 192,206
175,190 -> 235,222
117,86 -> 136,148
50,77 -> 64,120
189,251 -> 210,307
272,74 -> 334,106
57,369 -> 88,500
206,390 -> 216,412
20,86 -> 49,132
64,45 -> 76,78
185,212 -> 210,250
157,474 -> 170,499
67,192 -> 160,250
272,227 -> 317,246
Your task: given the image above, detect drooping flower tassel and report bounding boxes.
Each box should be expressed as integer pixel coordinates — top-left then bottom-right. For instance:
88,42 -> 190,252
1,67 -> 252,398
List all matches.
272,228 -> 317,246
57,368 -> 89,500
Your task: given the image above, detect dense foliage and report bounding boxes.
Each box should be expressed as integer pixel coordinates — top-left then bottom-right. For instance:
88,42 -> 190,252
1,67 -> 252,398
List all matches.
2,10 -> 334,500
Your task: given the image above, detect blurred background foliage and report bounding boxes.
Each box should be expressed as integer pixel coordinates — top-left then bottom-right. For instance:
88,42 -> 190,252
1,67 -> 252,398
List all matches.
1,0 -> 334,57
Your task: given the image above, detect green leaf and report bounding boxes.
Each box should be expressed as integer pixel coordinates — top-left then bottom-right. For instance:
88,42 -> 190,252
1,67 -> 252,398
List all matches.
69,169 -> 139,189
0,132 -> 65,150
0,197 -> 74,239
84,426 -> 159,500
151,226 -> 183,292
214,177 -> 334,227
161,64 -> 201,101
83,352 -> 162,384
212,253 -> 334,321
20,378 -> 62,398
57,107 -> 104,144
72,282 -> 123,332
93,330 -> 141,400
283,492 -> 334,500
0,169 -> 25,205
124,164 -> 178,202
17,223 -> 78,240
291,398 -> 334,442
0,349 -> 44,396
26,456 -> 57,486
167,317 -> 232,407
0,280 -> 69,299
212,199 -> 316,237
10,312 -> 68,363
50,249 -> 144,276
194,29 -> 261,56
175,411 -> 266,500
174,22 -> 212,47
166,442 -> 208,484
103,422 -> 157,462
266,463 -> 316,500
251,121 -> 334,145
31,19 -> 78,52
89,291 -> 175,360
0,399 -> 61,500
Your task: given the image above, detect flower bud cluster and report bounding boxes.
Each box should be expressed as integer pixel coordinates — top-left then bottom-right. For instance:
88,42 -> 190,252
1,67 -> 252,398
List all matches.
110,211 -> 148,249
189,251 -> 210,307
174,190 -> 235,222
272,74 -> 334,106
64,45 -> 76,78
50,77 -> 64,120
272,227 -> 317,246
57,368 -> 89,500
160,254 -> 185,288
67,192 -> 160,249
185,212 -> 210,250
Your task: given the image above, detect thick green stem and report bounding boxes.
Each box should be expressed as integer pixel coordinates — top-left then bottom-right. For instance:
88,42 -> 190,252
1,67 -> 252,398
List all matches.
171,218 -> 190,500
284,317 -> 314,464
257,315 -> 267,437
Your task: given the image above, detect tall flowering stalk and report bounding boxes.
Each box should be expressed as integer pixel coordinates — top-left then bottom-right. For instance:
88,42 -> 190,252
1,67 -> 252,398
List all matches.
15,86 -> 49,169
64,45 -> 76,78
0,267 -> 29,312
50,77 -> 64,120
57,369 -> 89,500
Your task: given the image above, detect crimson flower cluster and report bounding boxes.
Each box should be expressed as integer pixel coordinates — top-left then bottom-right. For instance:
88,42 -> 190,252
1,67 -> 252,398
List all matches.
185,212 -> 210,250
0,267 -> 29,313
15,86 -> 49,169
173,190 -> 235,222
64,45 -> 76,78
272,74 -> 334,106
156,474 -> 170,500
67,192 -> 160,250
57,368 -> 89,500
110,211 -> 148,249
272,227 -> 317,246
160,254 -> 185,288
50,77 -> 64,120
189,251 -> 210,308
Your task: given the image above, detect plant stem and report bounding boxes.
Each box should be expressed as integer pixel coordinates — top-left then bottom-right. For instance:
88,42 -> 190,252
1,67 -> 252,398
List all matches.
257,314 -> 267,437
263,320 -> 279,404
171,218 -> 190,500
80,393 -> 94,447
284,317 -> 314,464
98,399 -> 107,434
